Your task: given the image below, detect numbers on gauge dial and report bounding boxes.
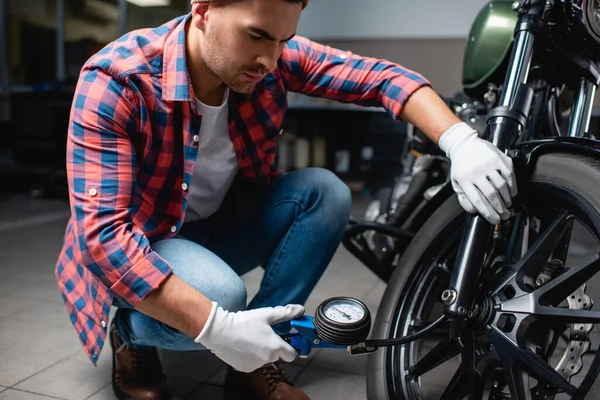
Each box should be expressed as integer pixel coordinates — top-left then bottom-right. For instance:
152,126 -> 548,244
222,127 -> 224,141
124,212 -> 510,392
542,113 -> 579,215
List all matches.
323,300 -> 365,323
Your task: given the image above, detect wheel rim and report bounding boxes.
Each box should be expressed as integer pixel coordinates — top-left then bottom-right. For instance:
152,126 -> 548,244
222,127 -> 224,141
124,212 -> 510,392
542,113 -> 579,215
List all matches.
386,181 -> 600,399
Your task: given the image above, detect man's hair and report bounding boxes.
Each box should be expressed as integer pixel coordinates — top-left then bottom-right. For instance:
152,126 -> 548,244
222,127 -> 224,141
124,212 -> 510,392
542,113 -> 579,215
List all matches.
190,0 -> 308,9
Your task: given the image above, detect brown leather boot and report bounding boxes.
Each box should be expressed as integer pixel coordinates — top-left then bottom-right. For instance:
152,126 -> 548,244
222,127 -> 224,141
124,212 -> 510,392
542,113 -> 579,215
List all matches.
224,360 -> 310,400
109,319 -> 170,400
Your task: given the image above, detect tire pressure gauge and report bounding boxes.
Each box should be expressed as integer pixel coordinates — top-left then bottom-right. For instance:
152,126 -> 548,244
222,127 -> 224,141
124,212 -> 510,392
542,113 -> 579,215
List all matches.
313,297 -> 371,345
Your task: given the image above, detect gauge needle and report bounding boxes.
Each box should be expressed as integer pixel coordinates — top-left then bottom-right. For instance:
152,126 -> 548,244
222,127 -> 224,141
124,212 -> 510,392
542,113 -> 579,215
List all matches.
333,307 -> 352,319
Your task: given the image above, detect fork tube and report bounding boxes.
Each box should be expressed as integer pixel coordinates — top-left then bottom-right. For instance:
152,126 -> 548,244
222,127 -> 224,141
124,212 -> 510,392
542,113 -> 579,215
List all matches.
499,30 -> 535,109
445,1 -> 544,318
567,78 -> 597,137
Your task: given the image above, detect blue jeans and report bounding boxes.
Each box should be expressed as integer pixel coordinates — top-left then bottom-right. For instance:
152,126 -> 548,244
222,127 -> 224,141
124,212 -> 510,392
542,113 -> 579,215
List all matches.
114,168 -> 352,351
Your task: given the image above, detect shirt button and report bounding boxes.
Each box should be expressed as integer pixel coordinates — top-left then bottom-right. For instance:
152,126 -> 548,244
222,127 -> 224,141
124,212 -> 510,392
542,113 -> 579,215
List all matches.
100,320 -> 107,328
171,225 -> 177,233
181,183 -> 188,191
89,188 -> 97,197
193,135 -> 200,143
339,53 -> 348,60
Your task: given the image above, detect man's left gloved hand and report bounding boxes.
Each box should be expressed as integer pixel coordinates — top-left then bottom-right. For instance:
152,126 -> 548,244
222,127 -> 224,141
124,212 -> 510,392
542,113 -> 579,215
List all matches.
438,122 -> 517,224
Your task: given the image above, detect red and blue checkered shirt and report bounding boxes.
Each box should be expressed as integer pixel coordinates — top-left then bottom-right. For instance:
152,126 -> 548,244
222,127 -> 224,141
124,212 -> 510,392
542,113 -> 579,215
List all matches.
54,13 -> 430,364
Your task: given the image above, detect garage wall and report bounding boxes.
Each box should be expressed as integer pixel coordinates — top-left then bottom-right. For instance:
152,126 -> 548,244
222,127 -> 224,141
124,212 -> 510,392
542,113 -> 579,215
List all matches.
314,37 -> 600,110
316,38 -> 468,98
296,0 -> 490,40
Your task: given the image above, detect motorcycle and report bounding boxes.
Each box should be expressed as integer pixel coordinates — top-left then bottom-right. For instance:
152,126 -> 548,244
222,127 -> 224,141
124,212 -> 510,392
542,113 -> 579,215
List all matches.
348,0 -> 600,398
342,91 -> 487,283
284,0 -> 600,398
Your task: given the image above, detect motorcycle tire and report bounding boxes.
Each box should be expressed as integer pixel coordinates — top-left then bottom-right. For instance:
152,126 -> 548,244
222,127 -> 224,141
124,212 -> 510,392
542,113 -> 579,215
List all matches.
367,152 -> 600,400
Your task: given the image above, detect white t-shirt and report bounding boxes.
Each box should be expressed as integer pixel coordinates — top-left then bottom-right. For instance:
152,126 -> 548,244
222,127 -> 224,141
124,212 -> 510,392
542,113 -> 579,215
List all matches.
187,88 -> 239,220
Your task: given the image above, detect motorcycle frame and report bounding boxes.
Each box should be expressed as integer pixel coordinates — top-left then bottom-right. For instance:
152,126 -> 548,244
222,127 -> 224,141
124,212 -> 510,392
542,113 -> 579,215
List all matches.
444,0 -> 600,318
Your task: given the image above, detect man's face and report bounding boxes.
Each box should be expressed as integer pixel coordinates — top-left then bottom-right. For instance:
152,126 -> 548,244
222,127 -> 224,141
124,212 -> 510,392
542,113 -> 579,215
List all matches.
198,0 -> 302,94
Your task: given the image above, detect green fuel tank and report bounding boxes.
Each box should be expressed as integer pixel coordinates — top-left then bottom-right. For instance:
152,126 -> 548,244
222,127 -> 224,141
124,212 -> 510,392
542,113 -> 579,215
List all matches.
462,0 -> 518,95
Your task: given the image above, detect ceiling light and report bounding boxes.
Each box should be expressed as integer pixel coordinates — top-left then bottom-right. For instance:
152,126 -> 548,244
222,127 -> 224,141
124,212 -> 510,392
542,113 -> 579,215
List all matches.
126,0 -> 171,7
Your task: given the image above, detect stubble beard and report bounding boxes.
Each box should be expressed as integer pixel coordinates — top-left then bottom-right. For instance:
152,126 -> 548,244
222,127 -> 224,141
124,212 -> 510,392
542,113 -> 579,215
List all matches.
202,32 -> 258,94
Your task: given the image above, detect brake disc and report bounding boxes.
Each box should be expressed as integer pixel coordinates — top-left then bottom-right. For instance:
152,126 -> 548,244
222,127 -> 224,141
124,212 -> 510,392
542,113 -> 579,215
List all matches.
555,283 -> 593,380
488,284 -> 593,400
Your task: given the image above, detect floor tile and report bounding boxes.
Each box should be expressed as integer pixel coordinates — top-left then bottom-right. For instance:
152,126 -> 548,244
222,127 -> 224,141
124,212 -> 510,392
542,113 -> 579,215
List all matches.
1,301 -> 74,332
306,348 -> 367,375
185,384 -> 224,400
165,377 -> 202,400
0,326 -> 81,387
86,376 -> 199,400
361,277 -> 387,315
240,267 -> 263,303
0,389 -> 59,400
202,367 -> 227,385
293,368 -> 367,400
82,384 -> 112,400
0,298 -> 82,386
0,295 -> 44,319
159,349 -> 225,382
14,356 -> 110,400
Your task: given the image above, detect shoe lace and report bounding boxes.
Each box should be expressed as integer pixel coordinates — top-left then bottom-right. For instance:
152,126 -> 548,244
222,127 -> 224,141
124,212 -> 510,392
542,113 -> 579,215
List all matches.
129,347 -> 160,378
261,361 -> 292,391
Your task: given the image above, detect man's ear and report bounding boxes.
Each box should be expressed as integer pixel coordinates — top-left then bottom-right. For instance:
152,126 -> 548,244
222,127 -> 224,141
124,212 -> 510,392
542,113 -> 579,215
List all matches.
191,2 -> 211,32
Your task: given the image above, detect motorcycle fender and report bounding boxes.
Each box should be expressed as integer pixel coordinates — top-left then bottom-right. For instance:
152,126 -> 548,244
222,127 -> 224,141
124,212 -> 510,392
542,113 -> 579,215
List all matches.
409,136 -> 600,229
406,182 -> 456,230
514,136 -> 600,182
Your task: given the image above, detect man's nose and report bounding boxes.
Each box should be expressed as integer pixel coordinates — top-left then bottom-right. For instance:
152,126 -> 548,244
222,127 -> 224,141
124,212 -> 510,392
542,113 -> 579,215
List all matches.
257,46 -> 279,72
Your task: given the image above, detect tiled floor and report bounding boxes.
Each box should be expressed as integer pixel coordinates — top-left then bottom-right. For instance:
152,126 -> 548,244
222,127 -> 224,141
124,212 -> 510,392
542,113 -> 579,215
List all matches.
5,189 -> 600,400
0,192 -> 386,400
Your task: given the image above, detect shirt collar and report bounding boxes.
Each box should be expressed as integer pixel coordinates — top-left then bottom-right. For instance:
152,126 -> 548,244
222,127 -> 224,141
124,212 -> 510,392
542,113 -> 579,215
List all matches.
162,13 -> 194,102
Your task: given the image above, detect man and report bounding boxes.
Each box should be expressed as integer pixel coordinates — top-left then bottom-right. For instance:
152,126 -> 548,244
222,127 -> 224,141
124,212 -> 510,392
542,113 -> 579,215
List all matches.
54,0 -> 516,399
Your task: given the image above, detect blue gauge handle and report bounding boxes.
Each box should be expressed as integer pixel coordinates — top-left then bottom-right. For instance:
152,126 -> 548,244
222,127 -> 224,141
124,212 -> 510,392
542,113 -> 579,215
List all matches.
281,315 -> 347,357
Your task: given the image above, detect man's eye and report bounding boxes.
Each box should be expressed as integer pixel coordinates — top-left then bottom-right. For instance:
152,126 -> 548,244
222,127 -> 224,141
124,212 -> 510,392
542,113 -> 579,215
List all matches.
248,34 -> 262,41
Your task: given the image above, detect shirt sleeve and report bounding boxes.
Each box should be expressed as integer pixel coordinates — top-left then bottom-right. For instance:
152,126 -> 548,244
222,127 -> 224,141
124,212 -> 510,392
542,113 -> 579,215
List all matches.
280,36 -> 431,120
67,65 -> 173,308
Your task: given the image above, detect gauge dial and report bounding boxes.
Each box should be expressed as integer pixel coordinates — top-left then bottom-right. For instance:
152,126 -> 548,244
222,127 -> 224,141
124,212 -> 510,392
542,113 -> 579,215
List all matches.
314,297 -> 372,345
323,299 -> 366,324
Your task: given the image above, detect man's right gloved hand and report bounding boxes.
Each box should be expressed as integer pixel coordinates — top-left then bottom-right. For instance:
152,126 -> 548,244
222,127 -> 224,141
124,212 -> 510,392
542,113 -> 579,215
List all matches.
194,302 -> 305,372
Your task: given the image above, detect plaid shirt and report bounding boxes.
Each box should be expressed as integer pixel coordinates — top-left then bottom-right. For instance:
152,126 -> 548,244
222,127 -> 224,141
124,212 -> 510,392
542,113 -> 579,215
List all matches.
54,13 -> 430,364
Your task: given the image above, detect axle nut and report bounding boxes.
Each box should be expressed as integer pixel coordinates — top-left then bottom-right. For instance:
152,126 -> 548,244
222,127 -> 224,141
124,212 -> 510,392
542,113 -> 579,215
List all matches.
441,290 -> 457,305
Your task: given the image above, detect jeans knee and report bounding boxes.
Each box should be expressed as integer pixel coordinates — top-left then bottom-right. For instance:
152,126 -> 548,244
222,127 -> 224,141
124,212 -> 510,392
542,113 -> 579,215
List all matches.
215,276 -> 247,312
309,168 -> 352,221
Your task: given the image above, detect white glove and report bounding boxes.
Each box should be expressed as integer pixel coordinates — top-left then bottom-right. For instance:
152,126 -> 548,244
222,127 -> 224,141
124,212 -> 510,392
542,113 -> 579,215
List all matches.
439,122 -> 517,224
194,302 -> 305,372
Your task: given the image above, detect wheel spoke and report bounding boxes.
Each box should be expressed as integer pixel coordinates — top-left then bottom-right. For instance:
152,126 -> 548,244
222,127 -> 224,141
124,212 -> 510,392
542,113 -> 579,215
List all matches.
514,211 -> 570,275
490,212 -> 571,296
438,333 -> 477,399
500,293 -> 600,323
533,306 -> 600,324
408,339 -> 460,378
551,217 -> 574,264
504,362 -> 533,400
490,328 -> 578,397
517,349 -> 577,396
538,257 -> 600,306
439,366 -> 474,400
470,371 -> 486,400
490,328 -> 531,400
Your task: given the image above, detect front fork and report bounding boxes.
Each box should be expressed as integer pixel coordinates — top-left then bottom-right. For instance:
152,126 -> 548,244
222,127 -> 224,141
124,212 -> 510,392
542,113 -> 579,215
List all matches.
443,0 -> 544,319
445,0 -> 599,319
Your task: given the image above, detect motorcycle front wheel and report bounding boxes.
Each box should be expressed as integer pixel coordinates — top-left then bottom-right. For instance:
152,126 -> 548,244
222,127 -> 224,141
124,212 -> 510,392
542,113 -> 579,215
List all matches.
367,153 -> 600,400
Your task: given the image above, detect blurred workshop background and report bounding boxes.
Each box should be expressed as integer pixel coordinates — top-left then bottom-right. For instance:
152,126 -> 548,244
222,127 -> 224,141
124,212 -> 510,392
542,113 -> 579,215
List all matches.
2,1 -> 600,400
